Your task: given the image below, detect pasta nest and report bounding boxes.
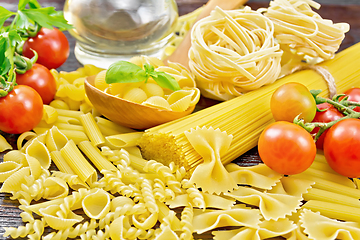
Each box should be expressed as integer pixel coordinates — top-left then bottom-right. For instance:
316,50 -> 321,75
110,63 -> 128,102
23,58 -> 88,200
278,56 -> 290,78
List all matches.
262,0 -> 350,61
189,6 -> 283,101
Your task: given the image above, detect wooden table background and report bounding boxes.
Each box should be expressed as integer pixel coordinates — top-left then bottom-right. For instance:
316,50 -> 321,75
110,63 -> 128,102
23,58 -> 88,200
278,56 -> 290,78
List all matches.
1,0 -> 360,239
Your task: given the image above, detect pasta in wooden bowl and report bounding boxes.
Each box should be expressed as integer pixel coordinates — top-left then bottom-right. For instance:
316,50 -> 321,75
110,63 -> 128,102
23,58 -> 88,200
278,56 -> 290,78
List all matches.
84,57 -> 200,130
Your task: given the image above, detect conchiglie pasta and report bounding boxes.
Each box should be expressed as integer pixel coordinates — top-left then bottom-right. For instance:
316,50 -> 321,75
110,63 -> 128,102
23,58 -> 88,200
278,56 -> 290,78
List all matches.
142,96 -> 171,110
94,70 -> 109,91
122,87 -> 148,104
140,83 -> 164,97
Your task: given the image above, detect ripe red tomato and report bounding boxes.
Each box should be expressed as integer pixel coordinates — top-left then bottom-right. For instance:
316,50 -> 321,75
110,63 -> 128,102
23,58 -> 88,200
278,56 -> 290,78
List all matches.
271,82 -> 316,123
23,28 -> 69,69
258,121 -> 316,175
16,63 -> 57,104
341,87 -> 360,112
323,118 -> 360,178
310,102 -> 344,149
0,85 -> 43,134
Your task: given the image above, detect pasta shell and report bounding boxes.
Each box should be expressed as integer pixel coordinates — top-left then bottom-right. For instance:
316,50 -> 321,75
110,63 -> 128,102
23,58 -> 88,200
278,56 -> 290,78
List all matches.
0,167 -> 30,193
17,131 -> 37,151
3,150 -> 26,165
140,83 -> 164,97
168,90 -> 194,112
25,154 -> 42,179
0,161 -> 22,183
122,87 -> 148,104
142,96 -> 171,110
82,188 -> 111,219
45,126 -> 68,152
39,205 -> 83,230
43,177 -> 69,200
94,70 -> 109,91
26,138 -> 51,169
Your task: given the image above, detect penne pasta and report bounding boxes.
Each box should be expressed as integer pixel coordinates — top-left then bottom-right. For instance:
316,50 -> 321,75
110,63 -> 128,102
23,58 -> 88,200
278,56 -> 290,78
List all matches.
78,141 -> 117,172
105,132 -> 144,148
60,140 -> 97,186
80,113 -> 105,146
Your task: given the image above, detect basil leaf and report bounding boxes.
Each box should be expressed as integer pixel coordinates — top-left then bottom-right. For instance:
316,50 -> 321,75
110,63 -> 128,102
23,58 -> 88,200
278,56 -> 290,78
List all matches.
105,61 -> 147,84
150,71 -> 181,91
0,7 -> 15,28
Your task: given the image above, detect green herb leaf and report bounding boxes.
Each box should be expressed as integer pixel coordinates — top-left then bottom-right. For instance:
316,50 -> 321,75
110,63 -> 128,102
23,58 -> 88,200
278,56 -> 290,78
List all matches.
105,61 -> 147,84
16,10 -> 31,29
150,71 -> 181,91
0,6 -> 15,28
0,38 -> 11,76
18,0 -> 30,10
21,7 -> 72,30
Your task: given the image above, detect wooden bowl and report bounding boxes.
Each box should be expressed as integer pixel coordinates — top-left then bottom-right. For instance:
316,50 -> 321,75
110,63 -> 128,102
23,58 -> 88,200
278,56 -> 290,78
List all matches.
84,75 -> 196,130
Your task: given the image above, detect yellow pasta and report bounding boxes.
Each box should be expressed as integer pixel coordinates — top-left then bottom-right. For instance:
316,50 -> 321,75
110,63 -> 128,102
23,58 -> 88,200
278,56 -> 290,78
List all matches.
263,0 -> 349,62
95,117 -> 136,135
60,139 -> 97,185
80,112 -> 105,146
104,132 -> 144,149
0,161 -> 22,182
0,134 -> 12,152
25,138 -> 51,170
16,131 -> 37,151
189,6 -> 283,100
303,187 -> 360,208
82,188 -> 111,219
302,200 -> 360,223
78,140 -> 117,172
138,41 -> 360,173
42,105 -> 58,125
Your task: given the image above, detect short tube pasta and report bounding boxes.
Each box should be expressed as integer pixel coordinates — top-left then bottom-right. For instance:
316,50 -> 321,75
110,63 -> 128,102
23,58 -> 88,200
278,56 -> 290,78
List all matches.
80,113 -> 105,146
60,140 -> 97,186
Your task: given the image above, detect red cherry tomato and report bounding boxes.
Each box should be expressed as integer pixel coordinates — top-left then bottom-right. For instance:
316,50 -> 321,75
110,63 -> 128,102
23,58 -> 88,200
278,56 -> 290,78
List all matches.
341,87 -> 360,112
23,28 -> 69,69
258,121 -> 316,175
0,85 -> 43,134
310,102 -> 344,149
16,63 -> 57,104
323,118 -> 360,178
271,82 -> 317,123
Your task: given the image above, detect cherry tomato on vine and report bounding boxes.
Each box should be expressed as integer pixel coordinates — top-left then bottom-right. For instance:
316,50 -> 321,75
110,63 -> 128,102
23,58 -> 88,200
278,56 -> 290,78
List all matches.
258,121 -> 316,175
310,102 -> 344,149
23,28 -> 69,69
16,63 -> 57,104
271,82 -> 316,123
323,118 -> 360,178
0,85 -> 43,134
341,87 -> 360,112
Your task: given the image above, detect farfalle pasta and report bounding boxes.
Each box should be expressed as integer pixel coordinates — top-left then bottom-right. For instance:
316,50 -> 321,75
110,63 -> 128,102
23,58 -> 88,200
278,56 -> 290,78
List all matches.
192,205 -> 261,234
226,162 -> 282,189
300,209 -> 360,240
225,186 -> 303,220
184,126 -> 237,194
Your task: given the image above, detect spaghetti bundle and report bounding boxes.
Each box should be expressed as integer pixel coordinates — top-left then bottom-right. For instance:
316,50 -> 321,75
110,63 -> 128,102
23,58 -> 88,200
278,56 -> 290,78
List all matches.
188,6 -> 283,101
138,42 -> 360,174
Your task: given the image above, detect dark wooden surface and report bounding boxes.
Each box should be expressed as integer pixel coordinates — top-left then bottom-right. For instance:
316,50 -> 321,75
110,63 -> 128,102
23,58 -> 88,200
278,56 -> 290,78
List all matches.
1,0 -> 360,239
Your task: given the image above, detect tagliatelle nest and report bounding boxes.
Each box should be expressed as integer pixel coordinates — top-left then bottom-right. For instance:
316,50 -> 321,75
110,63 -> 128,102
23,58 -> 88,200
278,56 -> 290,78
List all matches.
189,6 -> 283,101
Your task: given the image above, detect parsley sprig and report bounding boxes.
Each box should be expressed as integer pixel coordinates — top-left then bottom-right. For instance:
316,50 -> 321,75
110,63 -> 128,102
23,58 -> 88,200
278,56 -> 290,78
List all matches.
0,0 -> 72,97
